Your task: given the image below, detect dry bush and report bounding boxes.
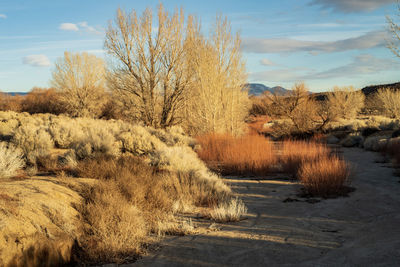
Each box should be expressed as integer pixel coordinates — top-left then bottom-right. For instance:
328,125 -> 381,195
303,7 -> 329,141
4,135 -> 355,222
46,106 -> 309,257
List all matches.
279,141 -> 330,177
196,134 -> 277,175
209,197 -> 247,222
375,88 -> 400,118
0,142 -> 25,178
298,156 -> 351,198
11,124 -> 53,165
72,127 -> 120,160
0,93 -> 24,112
21,87 -> 64,115
327,86 -> 365,120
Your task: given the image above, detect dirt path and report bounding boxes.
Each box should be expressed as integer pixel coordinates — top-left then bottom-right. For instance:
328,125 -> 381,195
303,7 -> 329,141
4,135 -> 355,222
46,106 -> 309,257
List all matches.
133,148 -> 400,266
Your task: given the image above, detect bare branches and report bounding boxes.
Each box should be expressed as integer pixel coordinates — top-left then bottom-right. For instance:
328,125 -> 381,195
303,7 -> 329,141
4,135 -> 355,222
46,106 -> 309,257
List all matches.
387,2 -> 400,58
51,52 -> 106,118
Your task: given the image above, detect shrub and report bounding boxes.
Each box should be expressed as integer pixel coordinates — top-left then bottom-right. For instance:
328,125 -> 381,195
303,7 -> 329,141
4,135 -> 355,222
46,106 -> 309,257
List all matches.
327,86 -> 365,120
340,133 -> 364,147
0,142 -> 25,178
375,88 -> 400,118
279,141 -> 330,177
298,156 -> 351,198
197,134 -> 277,175
363,136 -> 389,151
21,87 -> 64,115
11,124 -> 53,164
72,127 -> 120,160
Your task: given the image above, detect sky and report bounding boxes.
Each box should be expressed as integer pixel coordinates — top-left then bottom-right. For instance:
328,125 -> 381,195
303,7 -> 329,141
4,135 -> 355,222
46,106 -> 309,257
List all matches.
0,0 -> 399,92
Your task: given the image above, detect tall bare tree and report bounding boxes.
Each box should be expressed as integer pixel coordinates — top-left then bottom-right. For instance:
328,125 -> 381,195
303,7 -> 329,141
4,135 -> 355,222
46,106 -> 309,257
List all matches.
51,52 -> 106,117
105,5 -> 195,128
387,2 -> 400,57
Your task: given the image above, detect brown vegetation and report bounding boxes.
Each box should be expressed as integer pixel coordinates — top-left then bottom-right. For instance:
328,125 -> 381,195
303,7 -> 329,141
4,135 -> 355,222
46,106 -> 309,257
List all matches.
197,134 -> 277,175
298,156 -> 351,198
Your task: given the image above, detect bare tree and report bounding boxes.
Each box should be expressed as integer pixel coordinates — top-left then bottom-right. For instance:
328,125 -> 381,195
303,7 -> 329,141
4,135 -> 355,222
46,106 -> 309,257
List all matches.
387,2 -> 400,57
105,5 -> 195,128
183,16 -> 249,136
326,86 -> 365,120
51,52 -> 106,117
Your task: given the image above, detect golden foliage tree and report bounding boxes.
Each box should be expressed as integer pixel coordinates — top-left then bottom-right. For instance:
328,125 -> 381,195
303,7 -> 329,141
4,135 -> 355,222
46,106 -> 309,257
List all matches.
183,16 -> 249,136
51,52 -> 107,118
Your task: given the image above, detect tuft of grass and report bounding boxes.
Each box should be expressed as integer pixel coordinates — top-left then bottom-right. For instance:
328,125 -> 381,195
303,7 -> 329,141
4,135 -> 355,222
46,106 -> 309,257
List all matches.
298,156 -> 351,198
197,134 -> 277,175
279,140 -> 330,177
209,197 -> 247,222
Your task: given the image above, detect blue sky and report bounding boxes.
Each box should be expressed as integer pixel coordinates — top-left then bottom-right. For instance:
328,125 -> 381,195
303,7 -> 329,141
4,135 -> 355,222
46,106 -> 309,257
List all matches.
0,0 -> 399,92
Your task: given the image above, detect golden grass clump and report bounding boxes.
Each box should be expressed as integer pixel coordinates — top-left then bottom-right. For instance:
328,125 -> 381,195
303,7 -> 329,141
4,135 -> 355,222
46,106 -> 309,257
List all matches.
298,156 -> 351,198
197,134 -> 277,175
209,197 -> 247,222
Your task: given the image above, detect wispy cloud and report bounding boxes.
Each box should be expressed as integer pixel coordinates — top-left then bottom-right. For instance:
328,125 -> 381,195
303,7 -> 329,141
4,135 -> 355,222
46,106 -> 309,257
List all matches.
59,21 -> 102,35
260,58 -> 277,66
250,54 -> 399,83
242,30 -> 388,54
0,14 -> 7,19
303,54 -> 399,79
310,0 -> 394,13
22,54 -> 51,67
59,23 -> 79,31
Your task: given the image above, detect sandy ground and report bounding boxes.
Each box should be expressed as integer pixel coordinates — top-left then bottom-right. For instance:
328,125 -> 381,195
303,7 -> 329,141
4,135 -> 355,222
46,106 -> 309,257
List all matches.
132,147 -> 400,267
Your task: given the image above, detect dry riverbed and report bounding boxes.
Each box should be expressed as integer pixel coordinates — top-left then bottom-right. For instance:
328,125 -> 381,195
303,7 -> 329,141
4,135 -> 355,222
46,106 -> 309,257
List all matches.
133,147 -> 400,266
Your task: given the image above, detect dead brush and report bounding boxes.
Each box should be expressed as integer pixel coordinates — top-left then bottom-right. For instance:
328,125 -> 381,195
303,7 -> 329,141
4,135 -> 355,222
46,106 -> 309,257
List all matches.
298,155 -> 351,198
196,134 -> 277,175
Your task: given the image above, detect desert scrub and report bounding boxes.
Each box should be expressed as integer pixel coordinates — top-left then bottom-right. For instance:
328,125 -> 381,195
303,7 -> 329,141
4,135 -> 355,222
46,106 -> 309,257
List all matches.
11,124 -> 53,164
0,142 -> 25,178
72,127 -> 120,160
298,156 -> 351,198
209,197 -> 247,222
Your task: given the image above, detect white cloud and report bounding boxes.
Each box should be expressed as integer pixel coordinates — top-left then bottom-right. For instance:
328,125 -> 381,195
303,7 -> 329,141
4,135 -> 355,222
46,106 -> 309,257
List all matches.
59,23 -> 79,31
78,21 -> 102,34
310,0 -> 394,13
0,14 -> 6,19
22,54 -> 51,67
59,21 -> 102,35
242,30 -> 388,54
260,58 -> 277,66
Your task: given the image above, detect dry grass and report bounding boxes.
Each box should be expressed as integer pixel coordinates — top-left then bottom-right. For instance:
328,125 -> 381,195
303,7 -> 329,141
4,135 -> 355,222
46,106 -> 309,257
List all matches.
298,156 -> 351,198
197,134 -> 277,175
209,197 -> 247,222
75,155 -> 228,263
279,140 -> 330,177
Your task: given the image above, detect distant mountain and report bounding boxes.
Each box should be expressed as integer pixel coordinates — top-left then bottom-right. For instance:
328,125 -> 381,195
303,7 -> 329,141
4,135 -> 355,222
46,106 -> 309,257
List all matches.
1,92 -> 28,96
246,83 -> 289,96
